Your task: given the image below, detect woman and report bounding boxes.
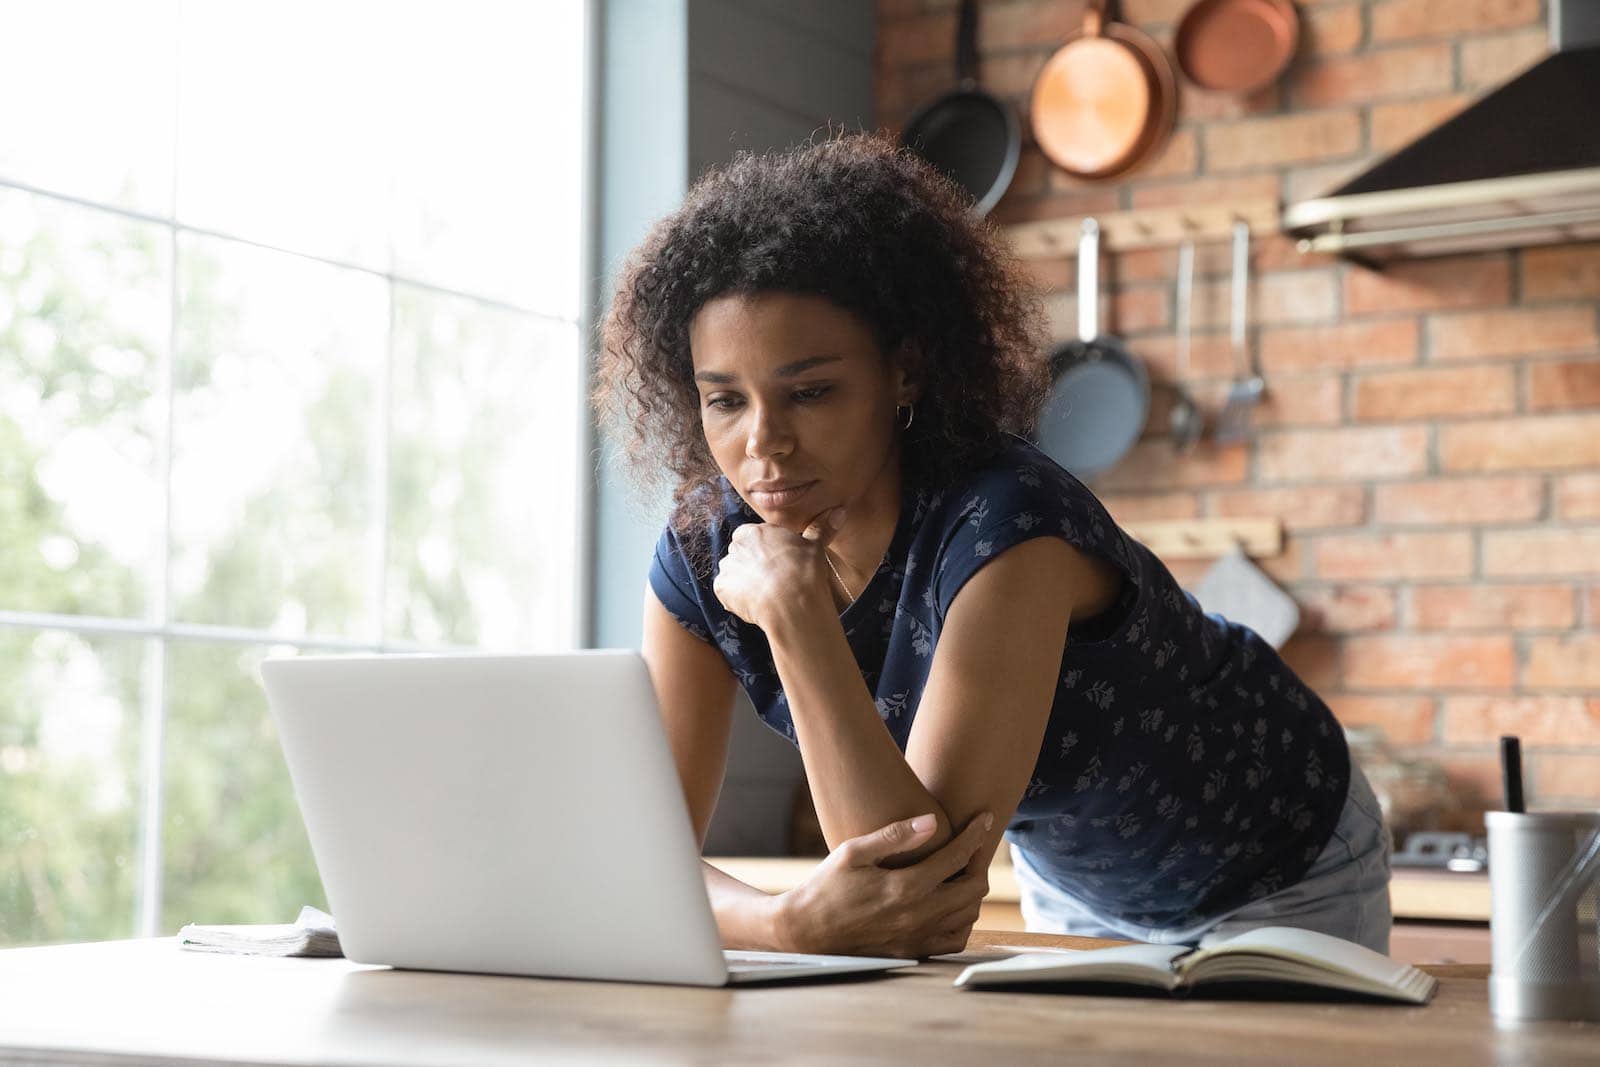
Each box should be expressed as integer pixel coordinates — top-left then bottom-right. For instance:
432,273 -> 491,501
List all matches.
594,134 -> 1391,960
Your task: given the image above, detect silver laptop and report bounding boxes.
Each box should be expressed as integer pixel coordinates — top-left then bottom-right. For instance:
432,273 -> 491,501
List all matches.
258,649 -> 916,986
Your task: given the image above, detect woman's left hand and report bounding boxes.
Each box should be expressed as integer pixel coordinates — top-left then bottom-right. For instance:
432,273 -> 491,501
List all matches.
712,508 -> 845,631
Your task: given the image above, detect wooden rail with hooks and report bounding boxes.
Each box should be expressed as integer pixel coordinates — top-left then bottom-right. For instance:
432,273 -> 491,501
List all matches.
1121,517 -> 1283,559
1002,199 -> 1281,257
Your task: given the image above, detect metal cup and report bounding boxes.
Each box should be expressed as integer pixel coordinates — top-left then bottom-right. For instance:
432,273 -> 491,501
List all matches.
1486,810 -> 1600,1022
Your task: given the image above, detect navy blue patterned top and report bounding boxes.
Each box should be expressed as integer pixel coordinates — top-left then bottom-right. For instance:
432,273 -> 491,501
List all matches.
649,436 -> 1350,928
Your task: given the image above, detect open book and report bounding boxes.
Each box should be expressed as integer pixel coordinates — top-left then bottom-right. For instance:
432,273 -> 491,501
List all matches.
954,926 -> 1437,1004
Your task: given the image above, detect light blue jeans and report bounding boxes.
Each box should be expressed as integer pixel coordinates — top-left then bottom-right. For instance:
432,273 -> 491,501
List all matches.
1010,761 -> 1393,954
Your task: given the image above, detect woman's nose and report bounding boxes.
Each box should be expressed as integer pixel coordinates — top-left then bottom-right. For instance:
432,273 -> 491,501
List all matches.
745,404 -> 794,459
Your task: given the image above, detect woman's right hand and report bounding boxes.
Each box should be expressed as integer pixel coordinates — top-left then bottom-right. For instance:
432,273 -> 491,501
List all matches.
775,811 -> 995,959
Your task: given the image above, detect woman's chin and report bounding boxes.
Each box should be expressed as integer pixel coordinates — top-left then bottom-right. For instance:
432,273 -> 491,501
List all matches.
754,508 -> 810,532
744,498 -> 832,532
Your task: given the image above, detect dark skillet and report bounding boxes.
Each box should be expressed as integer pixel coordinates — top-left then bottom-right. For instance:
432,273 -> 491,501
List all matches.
1034,218 -> 1151,480
900,0 -> 1019,215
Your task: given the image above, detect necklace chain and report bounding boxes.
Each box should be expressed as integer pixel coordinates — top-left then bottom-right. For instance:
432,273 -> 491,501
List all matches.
824,550 -> 856,605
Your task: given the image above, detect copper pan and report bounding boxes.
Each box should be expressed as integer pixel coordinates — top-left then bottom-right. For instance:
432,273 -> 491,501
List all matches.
1029,0 -> 1177,182
1105,17 -> 1178,178
1174,0 -> 1300,94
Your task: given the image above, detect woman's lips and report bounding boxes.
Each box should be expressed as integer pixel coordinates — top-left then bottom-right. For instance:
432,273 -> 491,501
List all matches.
748,481 -> 817,509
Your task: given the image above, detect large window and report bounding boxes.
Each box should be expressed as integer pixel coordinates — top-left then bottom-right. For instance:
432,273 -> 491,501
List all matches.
0,2 -> 589,945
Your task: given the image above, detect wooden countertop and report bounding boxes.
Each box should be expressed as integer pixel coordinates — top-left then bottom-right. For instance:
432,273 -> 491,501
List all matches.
707,857 -> 1493,923
1,933 -> 1590,1066
1386,868 -> 1492,922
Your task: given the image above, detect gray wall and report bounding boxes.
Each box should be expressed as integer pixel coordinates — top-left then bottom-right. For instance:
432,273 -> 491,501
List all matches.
590,0 -> 875,854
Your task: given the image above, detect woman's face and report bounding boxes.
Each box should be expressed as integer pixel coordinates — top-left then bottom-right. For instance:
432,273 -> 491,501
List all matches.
688,291 -> 911,532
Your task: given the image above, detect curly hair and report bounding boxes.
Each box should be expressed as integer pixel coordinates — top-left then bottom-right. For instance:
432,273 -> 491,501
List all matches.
593,132 -> 1050,542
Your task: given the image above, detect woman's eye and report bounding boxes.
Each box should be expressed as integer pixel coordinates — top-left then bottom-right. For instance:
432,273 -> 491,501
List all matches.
705,395 -> 743,411
792,385 -> 831,403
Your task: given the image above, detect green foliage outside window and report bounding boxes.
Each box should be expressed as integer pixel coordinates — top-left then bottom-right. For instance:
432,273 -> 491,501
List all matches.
2,189 -> 578,946
1,206 -> 329,945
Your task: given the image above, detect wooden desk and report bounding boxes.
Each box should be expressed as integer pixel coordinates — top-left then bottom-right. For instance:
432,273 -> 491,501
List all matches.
0,931 -> 1593,1066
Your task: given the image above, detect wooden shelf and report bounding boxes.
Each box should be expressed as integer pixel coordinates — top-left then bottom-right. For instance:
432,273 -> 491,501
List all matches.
1003,198 -> 1281,256
1389,869 -> 1491,923
1122,517 -> 1283,559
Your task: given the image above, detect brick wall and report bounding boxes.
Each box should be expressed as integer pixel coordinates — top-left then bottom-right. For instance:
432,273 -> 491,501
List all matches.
876,0 -> 1600,815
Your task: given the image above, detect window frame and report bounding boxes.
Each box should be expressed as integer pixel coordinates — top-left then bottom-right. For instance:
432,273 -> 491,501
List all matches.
0,0 -> 598,939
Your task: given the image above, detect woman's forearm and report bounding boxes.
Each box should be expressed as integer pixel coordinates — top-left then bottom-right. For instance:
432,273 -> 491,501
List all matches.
761,593 -> 953,859
703,861 -> 790,950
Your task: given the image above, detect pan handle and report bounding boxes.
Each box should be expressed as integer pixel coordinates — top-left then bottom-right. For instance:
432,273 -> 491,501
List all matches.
1084,0 -> 1106,37
1230,219 -> 1250,376
956,0 -> 978,86
1176,238 -> 1194,380
1078,218 -> 1100,344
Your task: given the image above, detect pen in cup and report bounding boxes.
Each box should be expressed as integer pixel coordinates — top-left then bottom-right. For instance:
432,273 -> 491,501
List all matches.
1500,735 -> 1524,814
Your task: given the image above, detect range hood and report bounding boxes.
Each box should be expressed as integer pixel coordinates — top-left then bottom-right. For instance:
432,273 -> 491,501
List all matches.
1284,3 -> 1600,264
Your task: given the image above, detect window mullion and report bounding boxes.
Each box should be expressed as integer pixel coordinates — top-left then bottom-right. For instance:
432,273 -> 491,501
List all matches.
134,217 -> 179,940
370,282 -> 394,647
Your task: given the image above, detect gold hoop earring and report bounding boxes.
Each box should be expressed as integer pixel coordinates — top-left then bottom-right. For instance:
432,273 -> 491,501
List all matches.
897,403 -> 915,430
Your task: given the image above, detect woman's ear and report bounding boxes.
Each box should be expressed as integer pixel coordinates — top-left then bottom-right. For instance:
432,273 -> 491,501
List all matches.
892,340 -> 922,405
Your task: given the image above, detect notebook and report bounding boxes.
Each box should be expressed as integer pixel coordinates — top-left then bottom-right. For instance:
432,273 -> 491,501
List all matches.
179,906 -> 341,958
954,926 -> 1437,1004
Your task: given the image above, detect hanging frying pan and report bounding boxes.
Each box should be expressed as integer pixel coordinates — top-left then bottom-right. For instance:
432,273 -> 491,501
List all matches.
900,0 -> 1020,215
1034,219 -> 1150,480
1174,0 -> 1300,93
1029,0 -> 1177,181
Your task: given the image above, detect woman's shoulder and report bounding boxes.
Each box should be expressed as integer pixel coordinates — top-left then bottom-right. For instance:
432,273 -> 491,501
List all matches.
915,436 -> 1137,571
916,435 -> 1106,527
909,436 -> 1137,620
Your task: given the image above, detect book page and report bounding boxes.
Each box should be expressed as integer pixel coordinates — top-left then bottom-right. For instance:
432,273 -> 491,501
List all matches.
955,943 -> 1189,990
1180,927 -> 1436,1002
